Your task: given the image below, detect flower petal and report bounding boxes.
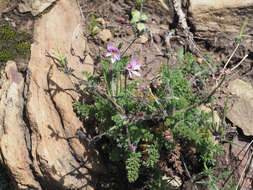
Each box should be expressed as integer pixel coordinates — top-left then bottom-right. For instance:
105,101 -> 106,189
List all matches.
130,59 -> 137,67
126,63 -> 132,71
107,44 -> 114,52
113,48 -> 120,54
111,57 -> 116,63
115,54 -> 120,61
134,63 -> 141,70
106,52 -> 112,57
131,70 -> 141,77
128,71 -> 132,78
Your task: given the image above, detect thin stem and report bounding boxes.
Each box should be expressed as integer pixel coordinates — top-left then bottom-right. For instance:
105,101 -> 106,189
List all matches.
230,54 -> 248,72
224,43 -> 240,70
103,71 -> 111,95
120,71 -> 122,93
125,71 -> 127,95
121,36 -> 139,57
148,87 -> 162,111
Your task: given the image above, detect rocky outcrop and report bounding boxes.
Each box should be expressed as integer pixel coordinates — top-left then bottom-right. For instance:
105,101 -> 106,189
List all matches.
189,0 -> 253,36
0,61 -> 41,189
0,0 -> 102,189
227,79 -> 253,136
188,0 -> 253,54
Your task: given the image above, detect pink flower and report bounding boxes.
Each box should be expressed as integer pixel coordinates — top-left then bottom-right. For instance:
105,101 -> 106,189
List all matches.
106,44 -> 120,63
129,144 -> 136,151
126,59 -> 141,78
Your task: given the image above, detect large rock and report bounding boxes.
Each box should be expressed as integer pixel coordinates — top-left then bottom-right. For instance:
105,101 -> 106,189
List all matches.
227,79 -> 253,136
18,0 -> 57,16
188,0 -> 253,53
0,61 -> 41,189
189,0 -> 253,36
0,0 -> 102,189
26,0 -> 99,189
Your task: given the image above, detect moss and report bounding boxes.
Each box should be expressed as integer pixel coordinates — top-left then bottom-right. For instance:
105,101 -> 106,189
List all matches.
0,21 -> 32,66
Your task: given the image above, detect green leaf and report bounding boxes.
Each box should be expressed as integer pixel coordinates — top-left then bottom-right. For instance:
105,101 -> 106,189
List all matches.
137,23 -> 146,31
131,10 -> 141,23
140,13 -> 148,21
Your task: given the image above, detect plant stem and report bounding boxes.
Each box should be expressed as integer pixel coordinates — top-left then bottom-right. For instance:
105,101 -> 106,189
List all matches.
119,71 -> 122,93
121,36 -> 139,57
125,71 -> 127,95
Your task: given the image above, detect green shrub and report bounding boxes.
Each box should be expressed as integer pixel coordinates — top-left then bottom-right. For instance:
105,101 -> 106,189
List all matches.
74,44 -> 222,183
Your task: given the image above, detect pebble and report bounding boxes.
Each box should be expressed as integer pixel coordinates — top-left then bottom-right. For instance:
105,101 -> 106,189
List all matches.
153,34 -> 161,43
136,34 -> 149,44
97,29 -> 112,42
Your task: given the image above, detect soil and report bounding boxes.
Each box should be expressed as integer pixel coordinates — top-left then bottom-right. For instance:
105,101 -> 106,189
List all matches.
0,0 -> 252,189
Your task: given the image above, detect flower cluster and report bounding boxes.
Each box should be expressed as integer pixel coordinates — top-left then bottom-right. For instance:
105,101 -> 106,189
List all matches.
106,44 -> 141,78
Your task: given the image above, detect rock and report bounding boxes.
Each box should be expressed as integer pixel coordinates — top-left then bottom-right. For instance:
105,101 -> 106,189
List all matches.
162,175 -> 182,190
0,0 -> 8,16
18,0 -> 57,16
150,25 -> 161,34
189,0 -> 253,52
189,0 -> 253,35
0,61 -> 41,189
136,34 -> 149,44
26,0 -> 101,188
227,79 -> 253,136
97,29 -> 112,42
153,34 -> 161,43
0,0 -> 104,189
160,24 -> 169,30
14,58 -> 28,72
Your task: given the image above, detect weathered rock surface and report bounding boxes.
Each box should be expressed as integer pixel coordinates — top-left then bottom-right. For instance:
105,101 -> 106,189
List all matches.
0,61 -> 41,189
227,79 -> 253,136
188,0 -> 253,53
0,0 -> 8,15
97,29 -> 112,42
0,0 -> 102,189
18,0 -> 57,16
189,0 -> 253,36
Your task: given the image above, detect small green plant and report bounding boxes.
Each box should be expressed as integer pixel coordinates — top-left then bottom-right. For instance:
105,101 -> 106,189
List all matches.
74,41 -> 222,184
47,45 -> 73,75
195,162 -> 236,190
235,17 -> 250,43
178,47 -> 215,80
131,0 -> 148,32
87,13 -> 102,37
